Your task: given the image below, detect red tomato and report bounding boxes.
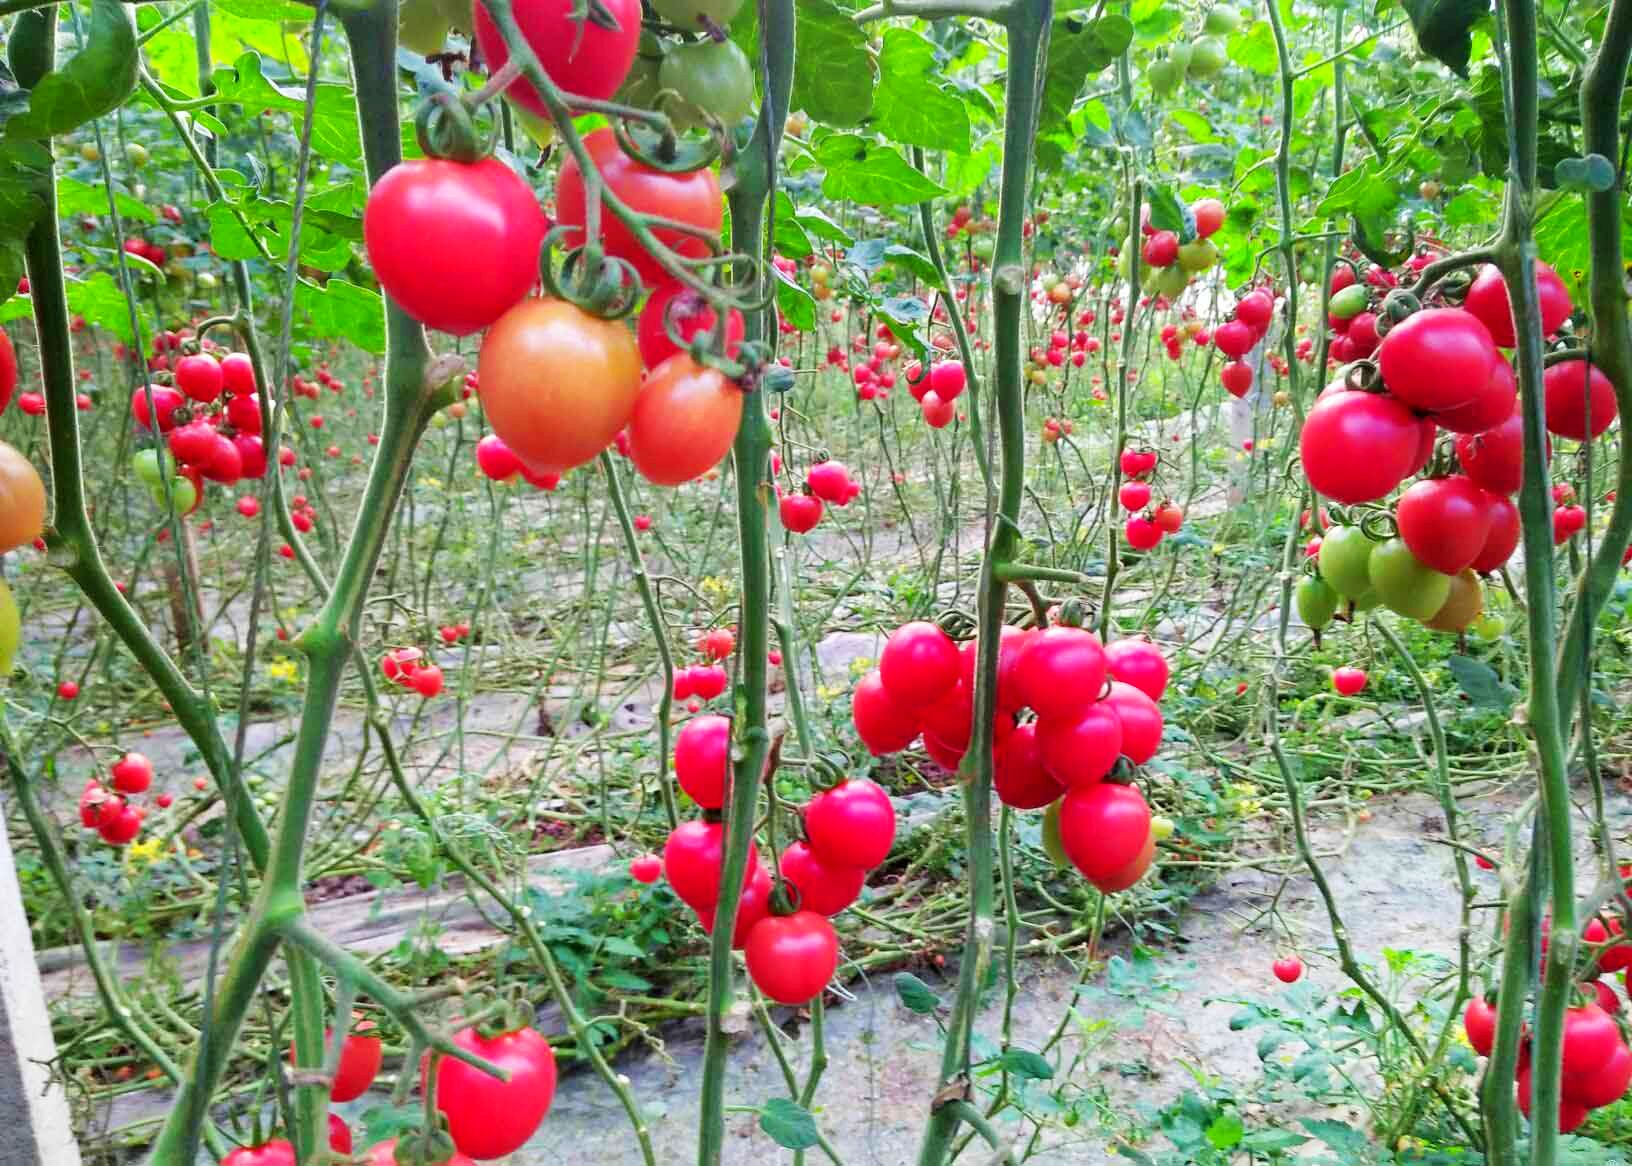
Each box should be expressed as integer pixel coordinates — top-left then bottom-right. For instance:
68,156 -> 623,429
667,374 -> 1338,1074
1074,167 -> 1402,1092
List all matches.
428,1027 -> 557,1160
1104,638 -> 1168,701
744,911 -> 839,1004
1463,262 -> 1573,347
1564,1041 -> 1632,1108
626,355 -> 743,486
328,1114 -> 352,1154
1090,828 -> 1156,893
1220,361 -> 1254,397
778,840 -> 866,916
1561,1003 -> 1622,1076
993,722 -> 1065,809
1332,666 -> 1368,696
1543,359 -> 1618,440
221,353 -> 256,396
479,299 -> 643,474
630,853 -> 662,883
1464,997 -> 1497,1055
1376,308 -> 1499,413
929,360 -> 966,400
473,0 -> 641,120
556,129 -> 723,286
110,752 -> 153,794
637,280 -> 744,369
365,158 -> 547,336
411,664 -> 445,698
663,819 -> 759,911
850,669 -> 921,755
1299,388 -> 1421,504
1057,782 -> 1151,882
226,392 -> 263,434
1012,627 -> 1107,723
1126,516 -> 1162,549
675,714 -> 730,809
289,1026 -> 383,1103
222,1141 -> 295,1166
98,803 -> 142,845
880,621 -> 960,709
1191,198 -> 1225,238
1213,320 -> 1255,358
1271,957 -> 1304,983
1153,502 -> 1184,534
1235,289 -> 1274,333
807,460 -> 855,504
0,330 -> 15,415
920,390 -> 955,428
1037,702 -> 1123,786
1396,475 -> 1494,575
174,353 -> 224,403
1455,410 -> 1531,496
1103,682 -> 1162,764
779,491 -> 824,533
1517,1062 -> 1589,1133
1119,481 -> 1151,511
475,433 -> 523,482
131,384 -> 184,432
805,779 -> 896,869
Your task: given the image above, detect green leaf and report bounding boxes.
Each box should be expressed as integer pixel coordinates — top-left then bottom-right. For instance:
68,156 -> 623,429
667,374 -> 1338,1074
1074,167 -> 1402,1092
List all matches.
759,1098 -> 820,1150
872,29 -> 971,153
942,142 -> 999,198
202,53 -> 361,160
1227,22 -> 1280,77
1039,15 -> 1134,145
55,176 -> 156,225
1555,154 -> 1616,193
793,206 -> 853,246
1168,110 -> 1218,142
65,271 -> 137,344
1447,655 -> 1514,710
1205,1112 -> 1245,1150
884,244 -> 945,291
1145,184 -> 1190,239
774,269 -> 816,332
894,971 -> 942,1014
1402,0 -> 1488,77
792,0 -> 874,127
294,279 -> 384,354
816,136 -> 946,206
5,0 -> 137,141
998,1049 -> 1054,1080
1240,1130 -> 1309,1153
1299,1118 -> 1369,1158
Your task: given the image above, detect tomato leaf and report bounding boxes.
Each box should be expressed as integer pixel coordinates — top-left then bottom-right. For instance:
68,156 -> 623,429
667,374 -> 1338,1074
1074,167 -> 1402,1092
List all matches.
1226,22 -> 1279,77
200,52 -> 361,160
793,206 -> 853,247
759,1098 -> 820,1150
997,1049 -> 1054,1080
872,29 -> 972,154
791,0 -> 874,128
773,268 -> 816,332
1298,1118 -> 1369,1158
295,279 -> 385,355
1205,1112 -> 1245,1150
894,971 -> 942,1014
1446,655 -> 1514,711
815,136 -> 946,207
1144,184 -> 1194,243
1038,14 -> 1134,158
1399,0 -> 1488,77
4,0 -> 137,140
883,245 -> 945,292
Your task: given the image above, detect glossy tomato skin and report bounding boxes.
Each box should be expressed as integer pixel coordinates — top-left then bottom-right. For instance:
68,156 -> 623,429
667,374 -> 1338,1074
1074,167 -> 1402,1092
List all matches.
805,779 -> 896,869
221,1141 -> 296,1166
430,1027 -> 557,1160
364,158 -> 546,336
626,355 -> 743,486
637,280 -> 744,368
1455,410 -> 1532,495
1299,389 -> 1421,504
1464,997 -> 1497,1055
1057,782 -> 1152,883
0,330 -> 15,415
1368,538 -> 1452,621
1424,569 -> 1484,633
289,1026 -> 383,1103
778,840 -> 866,916
479,299 -> 643,474
880,621 -> 960,708
1376,308 -> 1500,413
1471,492 -> 1520,574
1564,1042 -> 1632,1108
1103,638 -> 1168,701
1435,358 -> 1517,435
664,819 -> 760,911
674,714 -> 730,809
556,129 -> 722,286
1104,682 -> 1163,765
1543,359 -> 1618,440
1037,702 -> 1123,786
0,441 -> 46,555
327,1114 -> 352,1154
473,0 -> 641,119
993,722 -> 1065,809
744,911 -> 839,1004
1463,262 -> 1573,347
1012,627 -> 1107,723
851,670 -> 920,755
1396,476 -> 1493,575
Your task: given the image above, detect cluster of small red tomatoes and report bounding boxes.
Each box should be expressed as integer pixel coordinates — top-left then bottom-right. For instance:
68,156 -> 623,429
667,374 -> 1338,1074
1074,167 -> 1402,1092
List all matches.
1133,196 -> 1227,301
222,1013 -> 560,1164
1298,263 -> 1620,627
632,766 -> 893,1006
852,618 -> 1171,894
76,751 -> 170,847
1213,287 -> 1278,397
1463,923 -> 1632,1134
777,457 -> 862,535
1118,447 -> 1185,550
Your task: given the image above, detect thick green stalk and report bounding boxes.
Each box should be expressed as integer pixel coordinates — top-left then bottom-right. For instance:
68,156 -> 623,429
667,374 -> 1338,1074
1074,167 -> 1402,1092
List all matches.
915,5 -> 1051,1164
1264,0 -> 1303,416
697,2 -> 794,1162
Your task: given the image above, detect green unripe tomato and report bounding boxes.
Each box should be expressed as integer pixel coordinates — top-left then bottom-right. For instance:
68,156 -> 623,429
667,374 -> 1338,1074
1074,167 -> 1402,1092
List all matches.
197,271 -> 218,290
133,448 -> 170,487
1177,239 -> 1218,273
0,577 -> 18,677
651,0 -> 746,30
1317,525 -> 1377,599
397,0 -> 451,55
659,39 -> 755,131
1147,58 -> 1181,97
1472,612 -> 1504,641
1167,42 -> 1194,76
1187,37 -> 1227,79
150,474 -> 198,514
125,142 -> 149,168
1295,575 -> 1339,631
1203,6 -> 1242,35
1150,815 -> 1176,842
616,34 -> 665,110
1041,798 -> 1070,869
1368,537 -> 1452,621
971,238 -> 994,263
1329,283 -> 1369,319
1155,264 -> 1190,297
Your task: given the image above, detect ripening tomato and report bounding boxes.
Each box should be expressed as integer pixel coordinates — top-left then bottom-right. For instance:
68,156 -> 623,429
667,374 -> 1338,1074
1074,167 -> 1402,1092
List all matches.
626,355 -> 743,486
880,621 -> 960,709
221,1141 -> 295,1166
1463,262 -> 1573,348
1369,538 -> 1453,621
778,840 -> 866,916
1543,359 -> 1618,440
1299,388 -> 1421,504
365,158 -> 547,336
1057,782 -> 1152,882
779,491 -> 823,533
1396,475 -> 1494,575
1104,638 -> 1168,701
851,669 -> 920,755
805,778 -> 896,869
1271,957 -> 1304,983
1376,309 -> 1500,413
744,911 -> 839,1004
1152,502 -> 1183,534
428,1026 -> 557,1160
1464,997 -> 1497,1055
675,714 -> 730,809
1038,701 -> 1123,786
556,129 -> 723,286
480,299 -> 643,474
1425,568 -> 1485,633
473,0 -> 641,120
1191,198 -> 1224,238
637,280 -> 745,369
993,722 -> 1065,809
1456,410 -> 1531,496
0,441 -> 46,554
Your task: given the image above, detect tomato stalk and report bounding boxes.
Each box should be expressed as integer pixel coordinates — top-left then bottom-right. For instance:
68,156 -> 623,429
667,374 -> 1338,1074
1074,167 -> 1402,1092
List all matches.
695,3 -> 795,1161
1098,170 -> 1140,642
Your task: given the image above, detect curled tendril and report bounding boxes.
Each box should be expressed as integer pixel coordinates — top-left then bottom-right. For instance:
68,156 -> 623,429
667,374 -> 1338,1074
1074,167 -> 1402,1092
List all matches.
1373,287 -> 1422,340
414,88 -> 485,164
1341,358 -> 1383,393
612,116 -> 721,174
1357,506 -> 1400,544
537,225 -> 643,319
807,751 -> 852,791
936,609 -> 980,641
1543,341 -> 1592,367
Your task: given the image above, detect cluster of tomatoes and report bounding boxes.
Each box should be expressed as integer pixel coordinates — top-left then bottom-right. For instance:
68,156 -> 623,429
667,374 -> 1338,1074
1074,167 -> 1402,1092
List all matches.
850,618 -> 1169,894
129,346 -> 266,516
670,628 -> 731,709
77,752 -> 167,847
778,458 -> 861,535
1158,317 -> 1210,363
903,358 -> 967,429
379,646 -> 445,698
1118,448 -> 1184,550
1213,287 -> 1277,397
1041,415 -> 1076,444
1127,195 -> 1226,301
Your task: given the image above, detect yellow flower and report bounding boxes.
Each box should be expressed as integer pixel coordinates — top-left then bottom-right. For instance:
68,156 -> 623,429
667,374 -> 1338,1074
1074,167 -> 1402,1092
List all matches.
126,837 -> 166,867
267,659 -> 298,683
